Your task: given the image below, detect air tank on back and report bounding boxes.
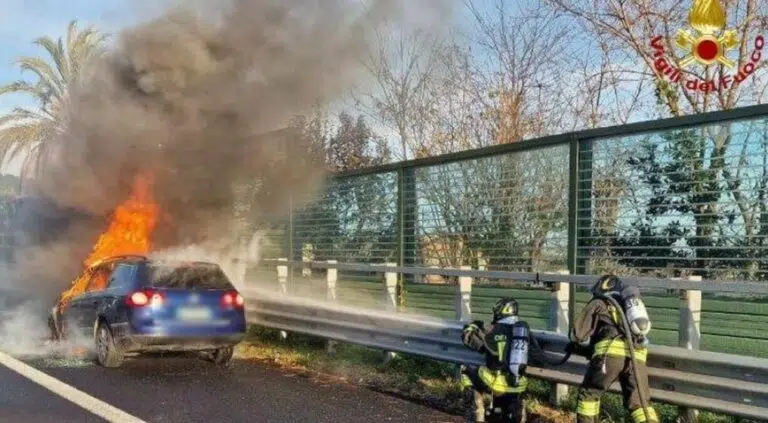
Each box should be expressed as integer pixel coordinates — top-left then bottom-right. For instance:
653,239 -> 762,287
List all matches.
620,286 -> 651,337
504,322 -> 530,386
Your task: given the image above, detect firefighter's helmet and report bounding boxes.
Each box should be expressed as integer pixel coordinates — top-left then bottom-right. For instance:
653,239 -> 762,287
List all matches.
492,297 -> 519,323
591,274 -> 623,296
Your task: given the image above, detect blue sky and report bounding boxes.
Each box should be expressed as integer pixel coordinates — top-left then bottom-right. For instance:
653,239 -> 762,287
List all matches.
0,0 -> 176,107
0,0 -> 141,110
0,0 -> 170,173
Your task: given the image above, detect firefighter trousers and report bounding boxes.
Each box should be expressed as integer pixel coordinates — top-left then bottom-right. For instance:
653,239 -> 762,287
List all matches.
461,365 -> 526,423
576,354 -> 658,423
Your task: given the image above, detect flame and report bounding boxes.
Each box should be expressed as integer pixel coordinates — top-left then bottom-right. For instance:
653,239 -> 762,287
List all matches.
689,0 -> 727,35
58,173 -> 159,308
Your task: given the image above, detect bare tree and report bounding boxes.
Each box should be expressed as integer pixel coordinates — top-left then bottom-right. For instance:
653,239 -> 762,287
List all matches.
420,0 -> 598,155
416,42 -> 491,155
356,26 -> 445,161
546,0 -> 768,115
463,0 -> 577,142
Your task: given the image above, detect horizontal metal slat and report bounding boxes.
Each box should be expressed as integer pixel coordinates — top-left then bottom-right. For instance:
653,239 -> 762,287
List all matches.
262,260 -> 768,295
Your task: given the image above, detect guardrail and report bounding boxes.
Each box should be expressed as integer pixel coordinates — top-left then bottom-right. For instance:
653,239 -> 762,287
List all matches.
259,259 -> 768,356
243,289 -> 768,420
243,260 -> 768,420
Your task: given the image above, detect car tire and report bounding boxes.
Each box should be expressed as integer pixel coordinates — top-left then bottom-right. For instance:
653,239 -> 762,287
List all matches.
208,346 -> 235,366
95,322 -> 124,368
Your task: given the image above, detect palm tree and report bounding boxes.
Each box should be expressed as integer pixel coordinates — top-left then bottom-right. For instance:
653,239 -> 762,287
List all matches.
0,20 -> 107,186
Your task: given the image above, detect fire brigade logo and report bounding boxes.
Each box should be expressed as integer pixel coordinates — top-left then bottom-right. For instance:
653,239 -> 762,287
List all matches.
675,0 -> 738,68
650,0 -> 764,93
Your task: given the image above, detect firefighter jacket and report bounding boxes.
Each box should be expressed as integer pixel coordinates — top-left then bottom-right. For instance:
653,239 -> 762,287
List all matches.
570,296 -> 649,363
462,319 -> 540,395
462,320 -> 547,370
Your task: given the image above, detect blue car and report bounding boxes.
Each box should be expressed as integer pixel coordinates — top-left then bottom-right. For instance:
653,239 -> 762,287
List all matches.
48,254 -> 247,367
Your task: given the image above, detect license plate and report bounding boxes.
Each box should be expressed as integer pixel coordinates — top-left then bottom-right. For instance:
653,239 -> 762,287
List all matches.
177,307 -> 212,321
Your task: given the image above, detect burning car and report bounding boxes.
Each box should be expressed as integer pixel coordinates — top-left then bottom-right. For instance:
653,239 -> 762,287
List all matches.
46,173 -> 246,367
48,254 -> 246,367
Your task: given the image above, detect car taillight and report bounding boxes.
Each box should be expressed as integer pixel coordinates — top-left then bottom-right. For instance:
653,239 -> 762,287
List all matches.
126,290 -> 163,307
221,291 -> 244,308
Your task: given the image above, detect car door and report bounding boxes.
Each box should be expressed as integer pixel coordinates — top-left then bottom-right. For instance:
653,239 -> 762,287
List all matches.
79,263 -> 114,330
99,263 -> 136,326
62,268 -> 94,332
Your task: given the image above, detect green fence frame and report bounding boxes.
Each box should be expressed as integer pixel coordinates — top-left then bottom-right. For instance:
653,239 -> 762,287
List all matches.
274,104 -> 768,278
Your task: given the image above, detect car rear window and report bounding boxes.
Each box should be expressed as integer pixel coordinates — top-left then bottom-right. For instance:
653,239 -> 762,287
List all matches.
147,264 -> 235,290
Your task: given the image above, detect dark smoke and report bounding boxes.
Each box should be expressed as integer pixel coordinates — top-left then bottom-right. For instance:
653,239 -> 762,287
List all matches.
6,0 -> 450,302
44,0 -> 392,225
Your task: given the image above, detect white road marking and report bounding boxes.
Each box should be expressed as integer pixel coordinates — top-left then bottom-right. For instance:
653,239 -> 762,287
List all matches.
0,351 -> 146,423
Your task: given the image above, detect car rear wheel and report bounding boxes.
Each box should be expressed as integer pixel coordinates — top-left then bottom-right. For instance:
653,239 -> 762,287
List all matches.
207,346 -> 234,366
95,322 -> 124,368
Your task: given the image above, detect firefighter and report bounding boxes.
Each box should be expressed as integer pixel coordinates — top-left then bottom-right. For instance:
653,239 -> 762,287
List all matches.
460,297 -> 540,423
570,274 -> 658,423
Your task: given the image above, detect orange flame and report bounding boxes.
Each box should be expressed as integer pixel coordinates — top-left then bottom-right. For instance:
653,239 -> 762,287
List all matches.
58,173 -> 159,308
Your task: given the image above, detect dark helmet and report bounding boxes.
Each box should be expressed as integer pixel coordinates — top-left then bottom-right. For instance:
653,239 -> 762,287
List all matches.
492,297 -> 519,323
591,274 -> 623,297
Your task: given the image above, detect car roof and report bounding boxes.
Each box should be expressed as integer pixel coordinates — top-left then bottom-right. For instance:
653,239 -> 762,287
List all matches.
89,254 -> 148,267
148,260 -> 222,269
89,254 -> 221,269
88,255 -> 221,270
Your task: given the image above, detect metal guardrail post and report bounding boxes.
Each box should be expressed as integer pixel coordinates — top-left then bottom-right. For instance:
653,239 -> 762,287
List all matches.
455,265 -> 481,417
277,258 -> 289,340
678,275 -> 702,423
548,269 -> 570,406
456,266 -> 473,322
326,260 -> 338,354
277,258 -> 289,294
384,263 -> 398,311
384,262 -> 398,361
327,260 -> 338,302
302,244 -> 313,277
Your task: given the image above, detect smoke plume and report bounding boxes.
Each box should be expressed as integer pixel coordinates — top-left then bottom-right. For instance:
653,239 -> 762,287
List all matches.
7,0 -> 450,300
43,0 -> 392,229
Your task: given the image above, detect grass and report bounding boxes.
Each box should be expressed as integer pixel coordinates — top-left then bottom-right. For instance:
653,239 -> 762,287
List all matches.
236,326 -> 761,423
236,326 -> 468,414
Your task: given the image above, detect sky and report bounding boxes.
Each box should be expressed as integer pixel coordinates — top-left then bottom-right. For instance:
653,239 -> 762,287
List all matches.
0,0 -> 161,111
0,0 -> 175,175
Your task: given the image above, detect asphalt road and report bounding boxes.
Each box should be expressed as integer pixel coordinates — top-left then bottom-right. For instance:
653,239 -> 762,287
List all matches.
0,353 -> 463,423
0,363 -> 106,423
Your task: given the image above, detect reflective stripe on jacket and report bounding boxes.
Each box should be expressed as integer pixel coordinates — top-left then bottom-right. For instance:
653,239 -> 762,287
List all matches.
478,366 -> 528,394
593,339 -> 648,362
